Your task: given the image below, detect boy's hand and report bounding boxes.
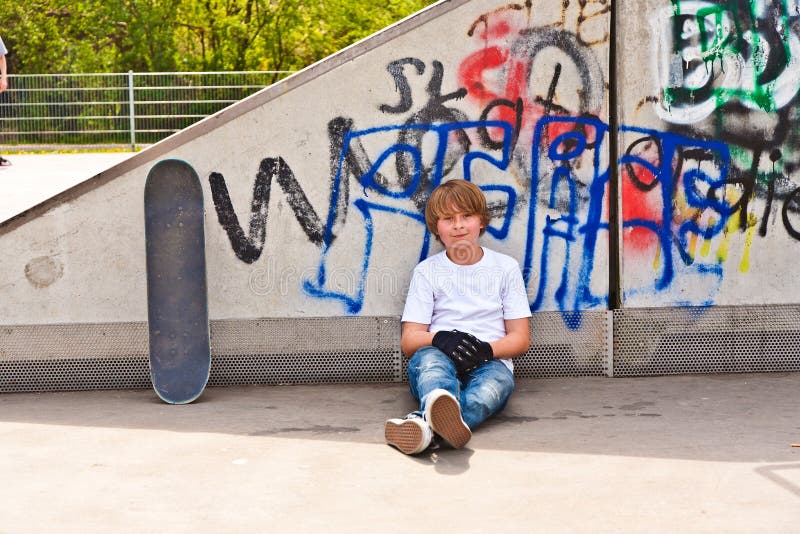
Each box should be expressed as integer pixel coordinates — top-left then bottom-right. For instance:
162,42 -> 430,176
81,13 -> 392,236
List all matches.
432,330 -> 494,376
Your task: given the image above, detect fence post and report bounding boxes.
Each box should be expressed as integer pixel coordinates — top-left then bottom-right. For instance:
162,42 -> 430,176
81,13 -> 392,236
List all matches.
128,71 -> 136,150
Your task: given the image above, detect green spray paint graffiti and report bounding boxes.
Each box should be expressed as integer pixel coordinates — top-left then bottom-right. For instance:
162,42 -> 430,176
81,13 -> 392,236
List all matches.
657,0 -> 800,124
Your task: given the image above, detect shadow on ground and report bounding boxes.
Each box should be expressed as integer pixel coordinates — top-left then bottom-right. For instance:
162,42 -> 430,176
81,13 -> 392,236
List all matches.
1,373 -> 798,464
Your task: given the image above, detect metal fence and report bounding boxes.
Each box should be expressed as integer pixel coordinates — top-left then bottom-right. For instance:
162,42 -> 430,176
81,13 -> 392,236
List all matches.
0,71 -> 293,150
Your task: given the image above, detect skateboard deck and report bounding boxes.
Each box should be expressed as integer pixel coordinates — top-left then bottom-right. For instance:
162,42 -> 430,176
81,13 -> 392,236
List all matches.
144,159 -> 210,404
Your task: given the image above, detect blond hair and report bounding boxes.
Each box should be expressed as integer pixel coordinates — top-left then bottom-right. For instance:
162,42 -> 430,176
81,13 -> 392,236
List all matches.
424,180 -> 491,239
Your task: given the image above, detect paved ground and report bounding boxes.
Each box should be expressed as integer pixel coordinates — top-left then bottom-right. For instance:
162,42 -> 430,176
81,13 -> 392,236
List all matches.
1,154 -> 798,531
0,152 -> 134,221
0,373 -> 798,533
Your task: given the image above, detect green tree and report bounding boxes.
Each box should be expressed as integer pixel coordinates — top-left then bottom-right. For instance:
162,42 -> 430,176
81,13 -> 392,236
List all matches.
173,0 -> 305,75
0,0 -> 436,74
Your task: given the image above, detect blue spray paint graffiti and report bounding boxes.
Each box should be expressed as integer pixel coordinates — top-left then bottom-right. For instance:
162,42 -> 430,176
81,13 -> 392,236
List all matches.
300,114 -> 614,320
302,120 -> 515,313
209,117 -> 784,316
526,115 -> 610,315
620,125 -> 733,305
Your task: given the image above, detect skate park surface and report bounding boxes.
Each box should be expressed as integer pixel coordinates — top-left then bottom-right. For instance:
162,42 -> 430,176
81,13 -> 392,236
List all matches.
0,155 -> 799,533
1,370 -> 798,532
0,152 -> 135,222
3,0 -> 800,527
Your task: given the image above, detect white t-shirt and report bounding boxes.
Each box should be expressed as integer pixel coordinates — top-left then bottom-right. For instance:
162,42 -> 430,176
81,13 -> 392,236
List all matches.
402,247 -> 532,371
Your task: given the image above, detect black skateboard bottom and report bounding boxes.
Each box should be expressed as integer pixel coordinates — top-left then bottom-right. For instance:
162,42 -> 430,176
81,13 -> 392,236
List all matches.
145,159 -> 210,404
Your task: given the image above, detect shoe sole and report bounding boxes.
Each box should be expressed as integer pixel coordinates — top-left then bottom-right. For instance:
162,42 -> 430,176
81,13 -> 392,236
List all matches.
428,394 -> 471,448
385,419 -> 425,455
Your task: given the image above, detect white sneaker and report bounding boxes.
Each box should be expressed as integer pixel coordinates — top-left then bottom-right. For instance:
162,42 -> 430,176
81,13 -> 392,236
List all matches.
385,413 -> 433,455
424,389 -> 471,448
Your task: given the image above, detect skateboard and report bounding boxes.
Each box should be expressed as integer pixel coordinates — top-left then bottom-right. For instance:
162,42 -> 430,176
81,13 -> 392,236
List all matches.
144,159 -> 210,404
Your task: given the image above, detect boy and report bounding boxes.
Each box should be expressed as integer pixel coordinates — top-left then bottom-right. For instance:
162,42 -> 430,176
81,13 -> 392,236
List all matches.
385,179 -> 531,455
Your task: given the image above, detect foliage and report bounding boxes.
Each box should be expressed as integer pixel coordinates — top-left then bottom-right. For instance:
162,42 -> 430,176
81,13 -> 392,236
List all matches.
0,0 -> 437,76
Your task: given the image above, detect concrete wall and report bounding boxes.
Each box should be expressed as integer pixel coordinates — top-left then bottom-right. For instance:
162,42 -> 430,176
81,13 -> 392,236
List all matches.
0,0 -> 611,324
618,0 -> 800,307
5,0 -> 799,328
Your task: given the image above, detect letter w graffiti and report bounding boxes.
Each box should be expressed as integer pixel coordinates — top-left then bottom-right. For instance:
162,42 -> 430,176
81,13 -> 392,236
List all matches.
208,117 -> 388,264
209,158 -> 327,264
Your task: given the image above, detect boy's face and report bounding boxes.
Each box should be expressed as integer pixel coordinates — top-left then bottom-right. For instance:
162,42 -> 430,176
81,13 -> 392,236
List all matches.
435,207 -> 484,254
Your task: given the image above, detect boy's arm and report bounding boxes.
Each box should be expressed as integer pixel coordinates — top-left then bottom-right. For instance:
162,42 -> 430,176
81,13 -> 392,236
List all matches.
488,317 -> 531,359
400,321 -> 435,357
402,318 -> 530,360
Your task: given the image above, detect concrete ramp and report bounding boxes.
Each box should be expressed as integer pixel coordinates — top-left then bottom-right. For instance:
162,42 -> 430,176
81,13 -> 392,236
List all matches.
0,153 -> 134,221
2,0 -> 799,390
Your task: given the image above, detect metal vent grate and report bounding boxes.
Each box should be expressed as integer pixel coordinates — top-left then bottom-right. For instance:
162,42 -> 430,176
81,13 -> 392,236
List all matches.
613,305 -> 800,376
3,305 -> 798,393
0,317 -> 401,393
208,317 -> 401,385
0,358 -> 151,392
0,322 -> 149,360
0,322 -> 151,392
515,311 -> 609,378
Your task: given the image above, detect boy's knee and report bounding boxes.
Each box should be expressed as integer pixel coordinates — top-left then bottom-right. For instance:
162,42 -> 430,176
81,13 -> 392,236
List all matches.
468,364 -> 514,404
408,346 -> 457,379
471,377 -> 512,406
409,346 -> 450,367
489,360 -> 515,387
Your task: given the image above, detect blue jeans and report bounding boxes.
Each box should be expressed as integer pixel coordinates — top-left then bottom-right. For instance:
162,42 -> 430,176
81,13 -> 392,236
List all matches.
407,346 -> 515,429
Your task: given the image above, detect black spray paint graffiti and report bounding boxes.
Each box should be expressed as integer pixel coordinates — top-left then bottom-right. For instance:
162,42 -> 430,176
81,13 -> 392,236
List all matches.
209,157 -> 326,264
207,53 -> 527,265
209,38 -> 607,268
206,7 -> 616,315
208,116 -> 375,263
379,58 -> 471,211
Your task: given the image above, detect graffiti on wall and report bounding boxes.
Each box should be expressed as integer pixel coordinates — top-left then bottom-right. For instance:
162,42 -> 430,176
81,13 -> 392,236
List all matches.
207,1 -> 612,318
656,0 -> 800,125
624,0 -> 800,304
203,0 -> 800,315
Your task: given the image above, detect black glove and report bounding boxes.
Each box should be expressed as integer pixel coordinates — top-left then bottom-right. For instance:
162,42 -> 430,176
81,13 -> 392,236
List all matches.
432,330 -> 494,376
